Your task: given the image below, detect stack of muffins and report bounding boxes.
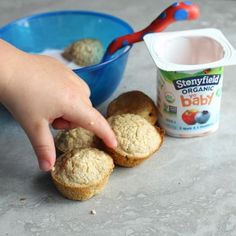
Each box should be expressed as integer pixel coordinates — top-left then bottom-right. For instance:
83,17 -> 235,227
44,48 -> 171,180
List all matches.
51,91 -> 164,200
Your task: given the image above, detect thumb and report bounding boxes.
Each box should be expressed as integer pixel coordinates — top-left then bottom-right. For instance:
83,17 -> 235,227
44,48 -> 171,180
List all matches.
24,120 -> 56,171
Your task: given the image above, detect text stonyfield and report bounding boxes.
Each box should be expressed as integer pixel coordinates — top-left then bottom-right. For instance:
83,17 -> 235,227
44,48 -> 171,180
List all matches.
173,74 -> 221,90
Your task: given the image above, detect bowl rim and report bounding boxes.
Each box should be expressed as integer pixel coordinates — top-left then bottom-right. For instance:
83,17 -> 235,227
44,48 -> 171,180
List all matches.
0,10 -> 134,72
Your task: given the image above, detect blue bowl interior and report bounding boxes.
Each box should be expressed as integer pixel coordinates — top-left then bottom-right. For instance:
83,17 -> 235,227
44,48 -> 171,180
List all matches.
0,11 -> 134,106
0,10 -> 133,53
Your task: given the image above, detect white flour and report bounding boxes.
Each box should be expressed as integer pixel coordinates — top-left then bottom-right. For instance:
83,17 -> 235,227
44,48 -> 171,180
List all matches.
39,49 -> 81,70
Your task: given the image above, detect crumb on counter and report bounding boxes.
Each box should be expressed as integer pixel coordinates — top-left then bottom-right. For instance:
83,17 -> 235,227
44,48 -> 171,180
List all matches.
90,209 -> 96,215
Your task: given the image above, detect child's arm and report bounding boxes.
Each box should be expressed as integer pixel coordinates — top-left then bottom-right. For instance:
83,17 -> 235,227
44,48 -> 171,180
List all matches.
0,39 -> 117,171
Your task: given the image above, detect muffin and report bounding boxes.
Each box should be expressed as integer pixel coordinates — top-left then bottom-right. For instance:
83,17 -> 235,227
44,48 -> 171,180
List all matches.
107,91 -> 158,125
51,148 -> 114,200
62,38 -> 104,66
55,127 -> 97,154
105,114 -> 164,167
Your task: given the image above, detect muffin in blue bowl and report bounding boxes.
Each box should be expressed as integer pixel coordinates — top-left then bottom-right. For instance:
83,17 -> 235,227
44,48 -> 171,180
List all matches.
0,10 -> 134,106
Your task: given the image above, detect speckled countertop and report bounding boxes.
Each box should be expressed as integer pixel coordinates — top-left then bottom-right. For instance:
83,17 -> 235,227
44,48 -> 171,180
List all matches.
1,1 -> 236,235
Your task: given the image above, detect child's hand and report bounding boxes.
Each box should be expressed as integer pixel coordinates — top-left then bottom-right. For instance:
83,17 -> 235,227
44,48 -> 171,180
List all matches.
0,40 -> 117,171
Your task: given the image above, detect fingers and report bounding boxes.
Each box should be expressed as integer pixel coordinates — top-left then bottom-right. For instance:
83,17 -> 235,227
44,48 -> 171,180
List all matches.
78,79 -> 91,98
24,120 -> 56,171
63,102 -> 117,148
52,118 -> 78,130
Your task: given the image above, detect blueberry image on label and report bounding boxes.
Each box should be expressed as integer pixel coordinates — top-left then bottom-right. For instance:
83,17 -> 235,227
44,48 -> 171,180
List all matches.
195,110 -> 210,124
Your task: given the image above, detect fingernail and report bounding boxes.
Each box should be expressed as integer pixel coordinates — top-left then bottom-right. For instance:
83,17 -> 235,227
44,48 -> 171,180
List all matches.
39,160 -> 52,171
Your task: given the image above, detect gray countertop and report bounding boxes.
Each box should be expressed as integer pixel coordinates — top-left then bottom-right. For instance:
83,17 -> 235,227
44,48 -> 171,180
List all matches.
1,1 -> 236,235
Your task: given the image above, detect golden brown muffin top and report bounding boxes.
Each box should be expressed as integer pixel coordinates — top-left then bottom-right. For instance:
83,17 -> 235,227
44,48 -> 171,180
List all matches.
62,38 -> 104,66
52,148 -> 114,186
107,114 -> 162,158
107,90 -> 158,125
55,127 -> 96,153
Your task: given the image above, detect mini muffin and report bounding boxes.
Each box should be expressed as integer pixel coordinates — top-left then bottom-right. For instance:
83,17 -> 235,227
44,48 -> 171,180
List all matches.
107,91 -> 158,125
55,127 -> 97,154
62,38 -> 104,66
51,148 -> 114,200
105,114 -> 164,167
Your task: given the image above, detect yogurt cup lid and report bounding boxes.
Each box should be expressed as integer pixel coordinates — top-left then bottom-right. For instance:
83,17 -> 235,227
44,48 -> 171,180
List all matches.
144,28 -> 236,71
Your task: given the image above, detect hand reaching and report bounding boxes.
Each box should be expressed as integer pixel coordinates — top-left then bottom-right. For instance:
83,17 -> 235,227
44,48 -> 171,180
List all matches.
0,40 -> 117,171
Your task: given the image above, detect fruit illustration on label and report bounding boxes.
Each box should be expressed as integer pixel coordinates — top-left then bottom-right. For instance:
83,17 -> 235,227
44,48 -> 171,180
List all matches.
203,68 -> 211,74
182,109 -> 198,125
182,109 -> 210,125
195,110 -> 210,124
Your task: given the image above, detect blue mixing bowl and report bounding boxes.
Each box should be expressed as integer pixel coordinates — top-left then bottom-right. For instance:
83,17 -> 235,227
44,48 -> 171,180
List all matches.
0,10 -> 134,106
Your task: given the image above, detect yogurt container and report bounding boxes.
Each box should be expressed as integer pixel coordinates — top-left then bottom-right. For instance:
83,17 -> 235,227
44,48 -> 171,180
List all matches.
144,28 -> 236,137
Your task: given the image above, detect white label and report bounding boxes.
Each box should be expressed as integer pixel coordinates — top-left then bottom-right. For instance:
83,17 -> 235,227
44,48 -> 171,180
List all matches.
157,68 -> 223,137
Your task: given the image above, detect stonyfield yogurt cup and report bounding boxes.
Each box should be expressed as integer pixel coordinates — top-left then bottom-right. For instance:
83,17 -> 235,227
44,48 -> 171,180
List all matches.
144,28 -> 236,137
